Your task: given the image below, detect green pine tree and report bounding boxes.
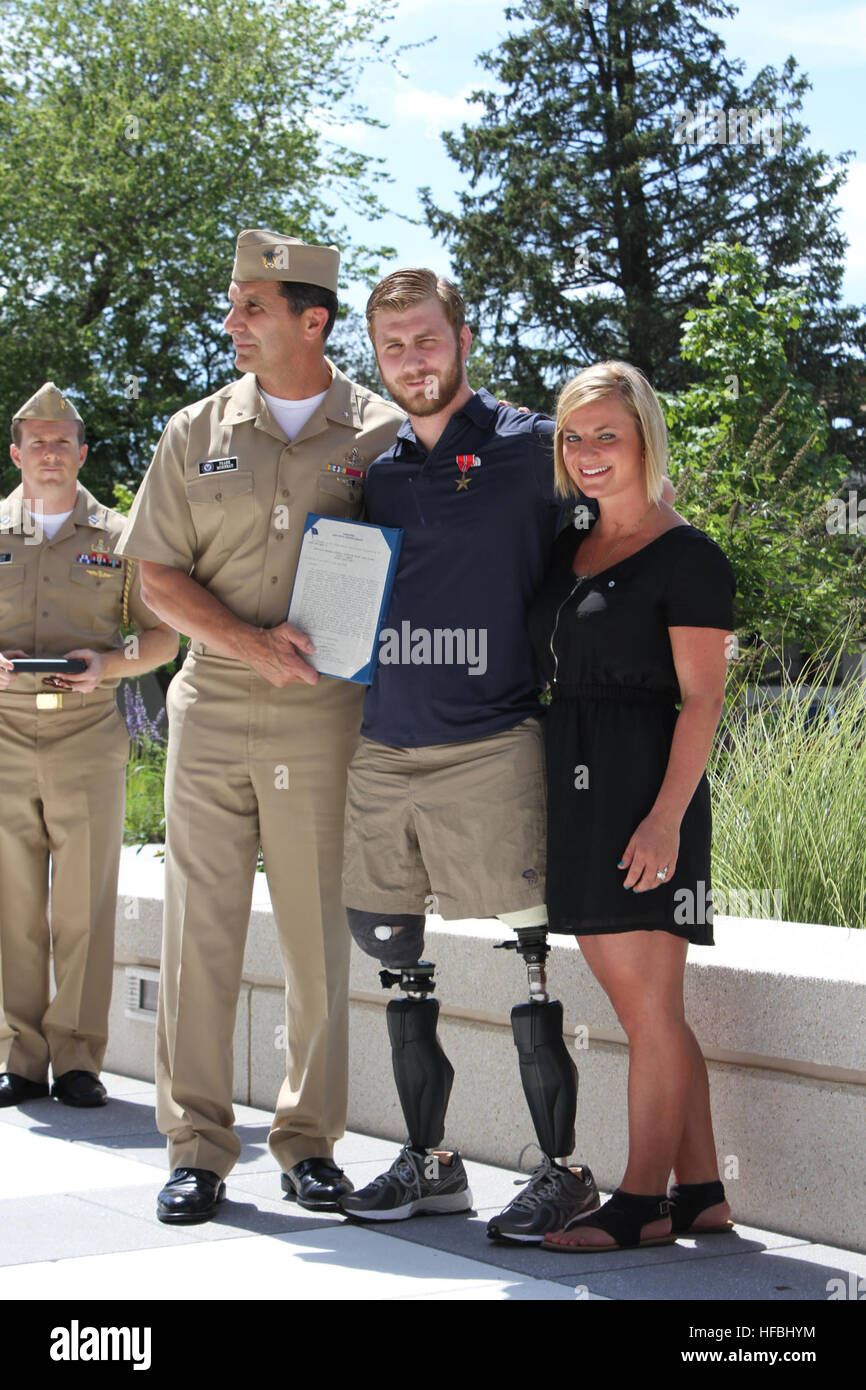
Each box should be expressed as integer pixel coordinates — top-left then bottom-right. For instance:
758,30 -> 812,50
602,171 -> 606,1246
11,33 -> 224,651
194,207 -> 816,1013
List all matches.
422,0 -> 864,476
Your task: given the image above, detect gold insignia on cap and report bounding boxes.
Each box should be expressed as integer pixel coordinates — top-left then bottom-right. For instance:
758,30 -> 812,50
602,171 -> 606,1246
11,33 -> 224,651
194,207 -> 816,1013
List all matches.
232,228 -> 339,292
12,381 -> 84,426
262,247 -> 289,271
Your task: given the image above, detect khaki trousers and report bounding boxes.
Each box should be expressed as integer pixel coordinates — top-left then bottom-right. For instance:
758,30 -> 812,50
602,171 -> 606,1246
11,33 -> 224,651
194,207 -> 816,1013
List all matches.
0,692 -> 129,1081
158,650 -> 363,1177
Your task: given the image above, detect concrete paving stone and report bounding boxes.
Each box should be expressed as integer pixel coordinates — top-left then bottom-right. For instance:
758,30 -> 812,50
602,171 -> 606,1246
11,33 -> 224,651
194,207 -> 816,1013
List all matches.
1,1127 -> 165,1199
355,1206 -> 808,1282
6,1067 -> 863,1302
0,1099 -> 57,1130
0,1193 -> 250,1266
79,1134 -> 169,1169
100,1072 -> 157,1099
0,1095 -> 160,1141
547,1241 -> 866,1300
77,1182 -> 341,1242
0,1224 -> 578,1301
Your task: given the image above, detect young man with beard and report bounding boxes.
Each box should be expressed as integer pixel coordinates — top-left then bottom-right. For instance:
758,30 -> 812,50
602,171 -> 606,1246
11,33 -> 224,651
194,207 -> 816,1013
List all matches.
339,269 -> 601,1243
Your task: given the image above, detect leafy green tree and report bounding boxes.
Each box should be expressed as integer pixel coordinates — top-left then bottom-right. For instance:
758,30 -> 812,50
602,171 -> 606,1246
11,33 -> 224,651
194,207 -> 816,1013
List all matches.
664,242 -> 866,664
0,0 -> 399,498
423,0 -> 864,470
328,308 -> 384,396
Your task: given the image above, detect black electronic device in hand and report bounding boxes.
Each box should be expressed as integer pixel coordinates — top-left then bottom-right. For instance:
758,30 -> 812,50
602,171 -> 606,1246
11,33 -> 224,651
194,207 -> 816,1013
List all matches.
9,659 -> 88,673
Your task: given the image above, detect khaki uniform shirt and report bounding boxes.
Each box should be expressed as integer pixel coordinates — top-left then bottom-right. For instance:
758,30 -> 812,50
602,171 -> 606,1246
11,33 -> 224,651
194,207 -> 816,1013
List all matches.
115,361 -> 404,628
0,481 -> 164,696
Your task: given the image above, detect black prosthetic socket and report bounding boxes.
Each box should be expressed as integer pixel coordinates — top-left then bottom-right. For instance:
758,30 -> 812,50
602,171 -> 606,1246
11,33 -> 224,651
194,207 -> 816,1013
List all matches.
511,1000 -> 577,1159
496,926 -> 578,1160
385,982 -> 454,1152
345,907 -> 426,969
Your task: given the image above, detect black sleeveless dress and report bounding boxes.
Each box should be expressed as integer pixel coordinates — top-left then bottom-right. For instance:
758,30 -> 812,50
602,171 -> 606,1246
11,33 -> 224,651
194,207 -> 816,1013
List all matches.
527,522 -> 736,943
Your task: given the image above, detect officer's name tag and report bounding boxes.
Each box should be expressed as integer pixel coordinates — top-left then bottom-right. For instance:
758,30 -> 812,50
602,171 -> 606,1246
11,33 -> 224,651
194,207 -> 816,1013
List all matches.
198,456 -> 239,475
0,553 -> 12,563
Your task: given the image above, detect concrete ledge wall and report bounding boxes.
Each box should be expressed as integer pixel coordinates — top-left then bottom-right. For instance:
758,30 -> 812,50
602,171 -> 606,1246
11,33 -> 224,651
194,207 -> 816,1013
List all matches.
108,846 -> 866,1253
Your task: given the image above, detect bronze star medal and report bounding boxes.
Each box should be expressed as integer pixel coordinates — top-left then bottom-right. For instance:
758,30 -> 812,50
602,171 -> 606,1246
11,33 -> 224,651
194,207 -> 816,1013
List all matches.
456,454 -> 477,491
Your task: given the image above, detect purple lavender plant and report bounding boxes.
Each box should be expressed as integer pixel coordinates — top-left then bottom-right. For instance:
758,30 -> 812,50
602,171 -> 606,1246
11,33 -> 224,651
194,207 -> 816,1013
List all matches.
122,682 -> 167,757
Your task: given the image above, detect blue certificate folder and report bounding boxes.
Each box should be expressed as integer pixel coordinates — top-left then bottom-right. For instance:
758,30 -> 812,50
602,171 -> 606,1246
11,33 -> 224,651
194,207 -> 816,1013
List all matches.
287,513 -> 403,684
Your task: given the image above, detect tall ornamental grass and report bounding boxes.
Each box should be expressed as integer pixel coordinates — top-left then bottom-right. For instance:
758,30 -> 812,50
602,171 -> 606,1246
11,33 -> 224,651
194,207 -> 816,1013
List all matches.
709,649 -> 866,929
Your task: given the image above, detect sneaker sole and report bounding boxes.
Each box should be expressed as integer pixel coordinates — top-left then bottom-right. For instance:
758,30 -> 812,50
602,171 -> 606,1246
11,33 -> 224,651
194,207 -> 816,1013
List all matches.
487,1193 -> 602,1245
342,1188 -> 474,1222
486,1227 -> 546,1245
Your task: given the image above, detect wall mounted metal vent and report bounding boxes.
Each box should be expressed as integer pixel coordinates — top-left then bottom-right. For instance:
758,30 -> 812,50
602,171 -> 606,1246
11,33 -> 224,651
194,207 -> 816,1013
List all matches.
124,966 -> 160,1021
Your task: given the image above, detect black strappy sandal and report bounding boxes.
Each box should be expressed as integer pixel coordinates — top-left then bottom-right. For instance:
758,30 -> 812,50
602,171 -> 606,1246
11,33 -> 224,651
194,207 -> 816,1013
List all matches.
540,1188 -> 676,1252
668,1179 -> 734,1234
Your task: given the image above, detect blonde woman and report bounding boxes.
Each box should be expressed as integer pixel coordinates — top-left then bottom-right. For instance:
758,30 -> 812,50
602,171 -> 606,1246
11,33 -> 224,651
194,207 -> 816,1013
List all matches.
526,362 -> 736,1251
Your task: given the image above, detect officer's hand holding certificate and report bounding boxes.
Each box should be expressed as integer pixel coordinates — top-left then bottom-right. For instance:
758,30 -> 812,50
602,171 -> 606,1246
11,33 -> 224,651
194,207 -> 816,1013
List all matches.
251,621 -> 320,688
287,515 -> 403,684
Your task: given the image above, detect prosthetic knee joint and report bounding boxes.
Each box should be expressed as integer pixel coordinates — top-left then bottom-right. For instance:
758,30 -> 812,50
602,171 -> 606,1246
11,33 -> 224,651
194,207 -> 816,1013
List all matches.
495,926 -> 577,1161
347,908 -> 453,1150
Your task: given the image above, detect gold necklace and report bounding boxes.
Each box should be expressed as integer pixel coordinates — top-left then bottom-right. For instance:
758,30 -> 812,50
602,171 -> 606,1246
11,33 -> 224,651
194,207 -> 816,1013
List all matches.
577,501 -> 658,578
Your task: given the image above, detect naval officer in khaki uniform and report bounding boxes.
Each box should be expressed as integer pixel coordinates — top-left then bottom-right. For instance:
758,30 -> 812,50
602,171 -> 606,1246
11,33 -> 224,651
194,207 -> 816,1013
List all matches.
0,384 -> 178,1108
116,229 -> 403,1223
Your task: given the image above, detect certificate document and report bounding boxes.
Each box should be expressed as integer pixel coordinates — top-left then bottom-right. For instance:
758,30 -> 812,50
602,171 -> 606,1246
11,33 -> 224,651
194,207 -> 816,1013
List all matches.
287,514 -> 403,684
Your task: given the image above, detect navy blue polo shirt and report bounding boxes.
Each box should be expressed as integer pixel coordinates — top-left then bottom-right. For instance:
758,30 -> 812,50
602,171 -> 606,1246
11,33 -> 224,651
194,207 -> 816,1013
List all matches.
360,387 -> 583,748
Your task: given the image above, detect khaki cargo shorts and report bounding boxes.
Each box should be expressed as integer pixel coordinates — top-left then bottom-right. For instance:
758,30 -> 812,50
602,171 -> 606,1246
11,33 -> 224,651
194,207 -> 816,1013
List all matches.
342,716 -> 547,920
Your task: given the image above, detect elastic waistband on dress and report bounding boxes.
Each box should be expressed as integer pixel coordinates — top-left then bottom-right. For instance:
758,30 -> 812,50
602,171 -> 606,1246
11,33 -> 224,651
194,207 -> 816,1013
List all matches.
554,683 -> 678,704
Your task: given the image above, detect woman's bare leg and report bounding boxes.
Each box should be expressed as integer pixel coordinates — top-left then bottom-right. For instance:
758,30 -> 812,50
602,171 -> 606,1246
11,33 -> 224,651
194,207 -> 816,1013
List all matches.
546,930 -> 726,1248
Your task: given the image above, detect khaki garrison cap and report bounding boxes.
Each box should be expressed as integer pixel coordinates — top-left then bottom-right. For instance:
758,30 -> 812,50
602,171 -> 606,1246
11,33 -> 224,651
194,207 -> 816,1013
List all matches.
13,381 -> 84,425
232,228 -> 340,292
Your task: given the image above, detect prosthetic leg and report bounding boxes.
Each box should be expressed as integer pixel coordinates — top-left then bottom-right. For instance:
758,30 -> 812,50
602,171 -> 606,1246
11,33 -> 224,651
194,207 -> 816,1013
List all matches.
378,962 -> 454,1151
494,925 -> 577,1161
485,918 -> 599,1243
341,909 -> 472,1220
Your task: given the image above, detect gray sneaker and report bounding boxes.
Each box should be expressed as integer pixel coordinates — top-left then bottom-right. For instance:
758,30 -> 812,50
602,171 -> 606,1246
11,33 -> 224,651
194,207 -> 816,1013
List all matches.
340,1144 -> 473,1222
486,1155 -> 599,1244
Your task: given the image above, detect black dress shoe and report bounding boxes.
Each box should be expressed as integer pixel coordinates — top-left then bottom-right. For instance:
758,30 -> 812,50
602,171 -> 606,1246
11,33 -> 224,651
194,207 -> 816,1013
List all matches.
157,1168 -> 226,1225
51,1070 -> 108,1108
0,1073 -> 50,1107
281,1158 -> 354,1210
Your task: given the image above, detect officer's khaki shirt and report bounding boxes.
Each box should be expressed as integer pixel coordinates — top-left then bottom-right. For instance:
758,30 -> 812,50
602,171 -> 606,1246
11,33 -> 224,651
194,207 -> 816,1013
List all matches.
0,481 -> 164,696
115,361 -> 404,629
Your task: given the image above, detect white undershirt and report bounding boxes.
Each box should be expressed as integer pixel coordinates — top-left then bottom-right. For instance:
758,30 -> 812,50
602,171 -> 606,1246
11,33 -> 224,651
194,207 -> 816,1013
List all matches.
26,507 -> 73,540
260,387 -> 328,442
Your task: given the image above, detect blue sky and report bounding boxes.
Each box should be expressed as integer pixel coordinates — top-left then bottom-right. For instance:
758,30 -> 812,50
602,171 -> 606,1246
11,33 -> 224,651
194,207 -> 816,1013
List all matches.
332,0 -> 866,312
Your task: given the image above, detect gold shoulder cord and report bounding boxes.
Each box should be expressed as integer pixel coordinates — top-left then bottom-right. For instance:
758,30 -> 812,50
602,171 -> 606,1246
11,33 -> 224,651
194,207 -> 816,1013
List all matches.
122,558 -> 133,629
